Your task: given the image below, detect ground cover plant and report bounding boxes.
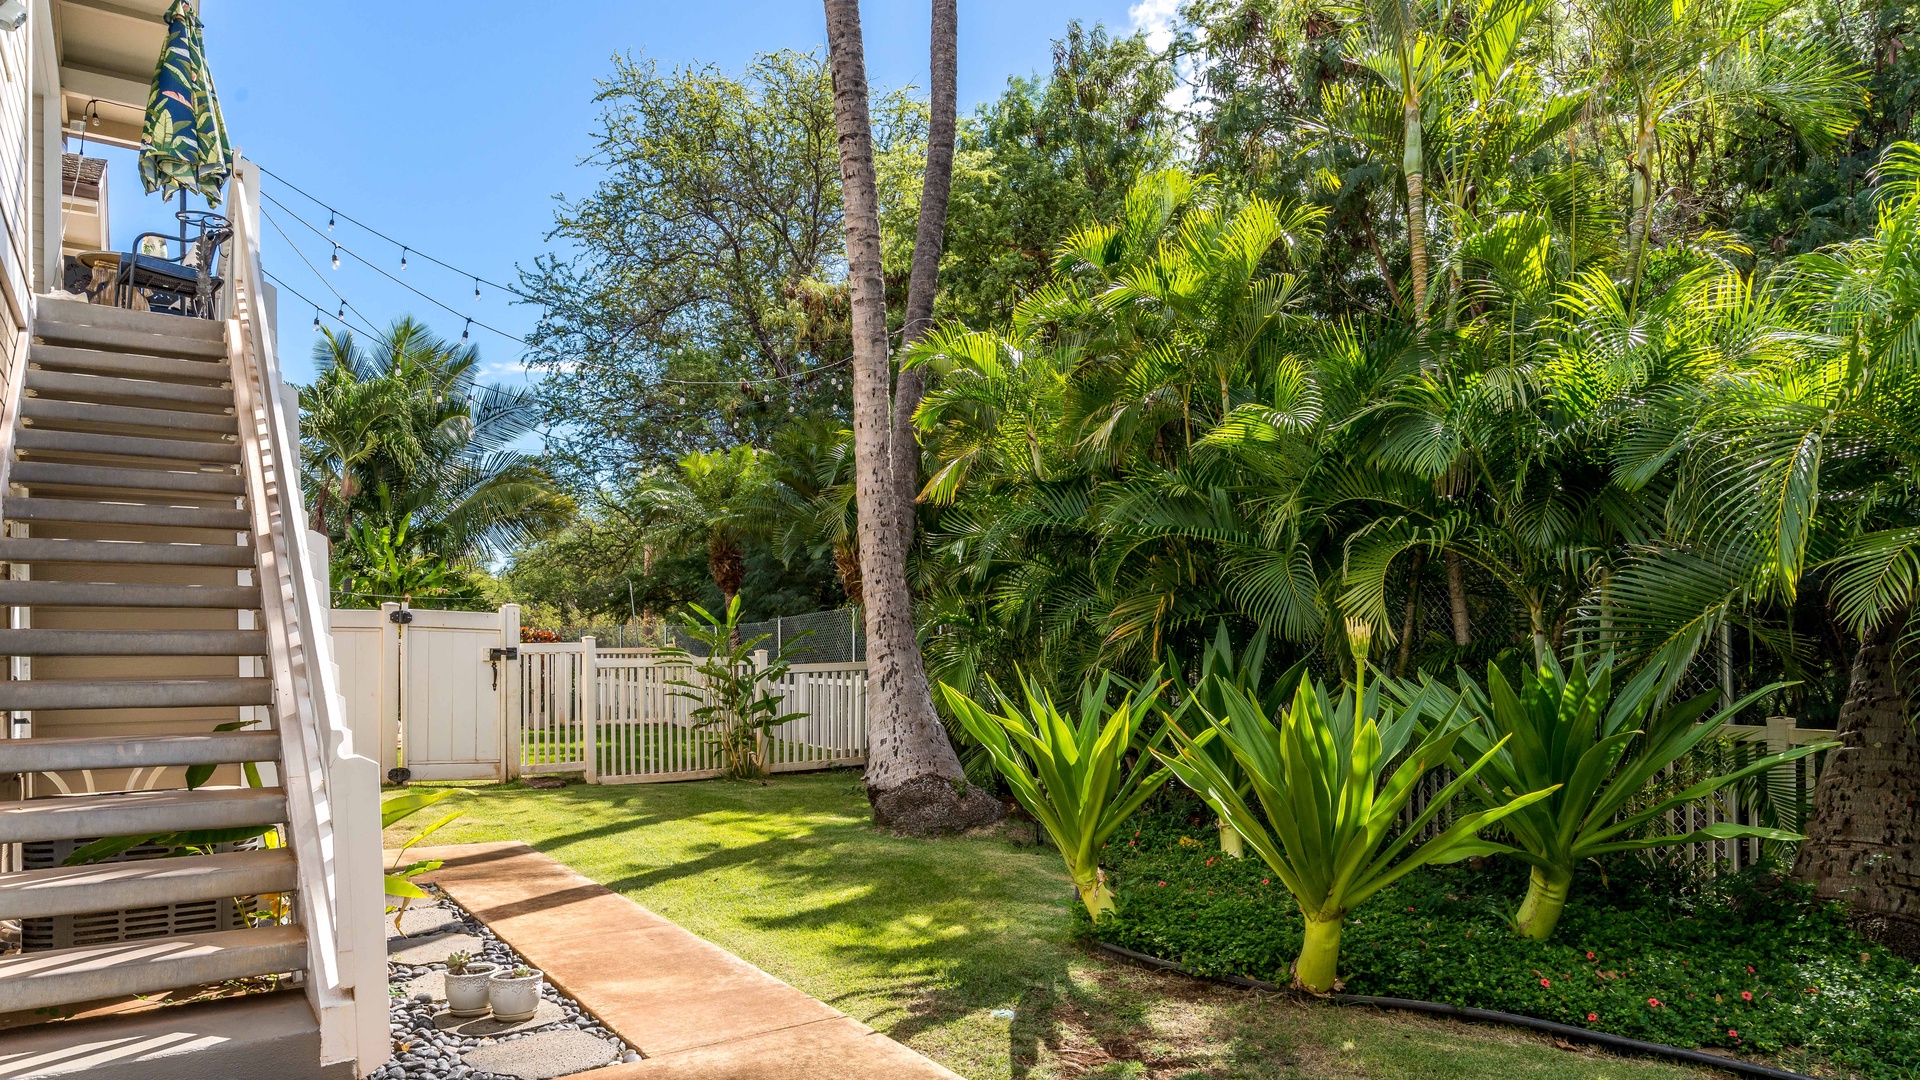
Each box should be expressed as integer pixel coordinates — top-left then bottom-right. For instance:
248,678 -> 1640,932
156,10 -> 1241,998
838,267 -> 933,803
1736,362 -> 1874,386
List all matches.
1096,807 -> 1920,1079
383,775 -> 1719,1080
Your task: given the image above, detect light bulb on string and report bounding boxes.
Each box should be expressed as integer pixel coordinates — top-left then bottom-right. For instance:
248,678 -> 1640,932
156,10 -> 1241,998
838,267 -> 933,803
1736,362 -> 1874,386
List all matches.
331,244 -> 340,270
336,301 -> 344,319
312,309 -> 321,332
461,318 -> 472,343
474,278 -> 482,302
400,248 -> 409,271
327,210 -> 335,231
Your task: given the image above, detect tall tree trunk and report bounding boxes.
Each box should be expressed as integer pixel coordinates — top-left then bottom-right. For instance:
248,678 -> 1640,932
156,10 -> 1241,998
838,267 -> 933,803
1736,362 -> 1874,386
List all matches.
890,0 -> 957,551
1625,117 -> 1657,307
824,0 -> 1002,834
1445,549 -> 1471,646
1793,614 -> 1920,959
1403,99 -> 1429,330
1396,547 -> 1425,676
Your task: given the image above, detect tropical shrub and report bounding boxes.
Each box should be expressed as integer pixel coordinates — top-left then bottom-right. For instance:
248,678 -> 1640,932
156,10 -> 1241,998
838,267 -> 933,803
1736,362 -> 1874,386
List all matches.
1098,811 -> 1920,1078
661,596 -> 809,781
1163,624 -> 1303,857
1401,654 -> 1836,940
1155,629 -> 1557,991
939,671 -> 1168,920
382,787 -> 463,921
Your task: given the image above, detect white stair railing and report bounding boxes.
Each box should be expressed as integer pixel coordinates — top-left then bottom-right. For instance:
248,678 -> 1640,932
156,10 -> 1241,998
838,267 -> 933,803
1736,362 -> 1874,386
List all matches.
226,157 -> 388,1077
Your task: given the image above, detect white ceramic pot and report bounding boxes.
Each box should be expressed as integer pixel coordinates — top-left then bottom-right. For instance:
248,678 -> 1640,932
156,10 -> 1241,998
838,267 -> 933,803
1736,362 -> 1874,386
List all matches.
488,968 -> 544,1022
444,962 -> 498,1017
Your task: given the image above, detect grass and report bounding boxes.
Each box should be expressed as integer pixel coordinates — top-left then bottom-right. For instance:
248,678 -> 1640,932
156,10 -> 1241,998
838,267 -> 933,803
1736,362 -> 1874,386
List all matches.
383,772 -> 1727,1080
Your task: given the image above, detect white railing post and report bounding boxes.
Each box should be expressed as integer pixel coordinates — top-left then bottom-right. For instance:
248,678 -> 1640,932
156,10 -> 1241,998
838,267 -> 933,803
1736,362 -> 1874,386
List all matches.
378,603 -> 401,778
502,604 -> 522,780
581,636 -> 599,784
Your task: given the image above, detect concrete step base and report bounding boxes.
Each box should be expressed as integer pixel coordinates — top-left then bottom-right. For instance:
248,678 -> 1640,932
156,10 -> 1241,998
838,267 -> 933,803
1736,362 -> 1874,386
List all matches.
0,991 -> 349,1080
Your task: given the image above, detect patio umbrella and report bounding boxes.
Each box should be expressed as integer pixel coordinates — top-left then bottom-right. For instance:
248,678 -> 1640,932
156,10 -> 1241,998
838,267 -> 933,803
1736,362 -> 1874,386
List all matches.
139,0 -> 232,209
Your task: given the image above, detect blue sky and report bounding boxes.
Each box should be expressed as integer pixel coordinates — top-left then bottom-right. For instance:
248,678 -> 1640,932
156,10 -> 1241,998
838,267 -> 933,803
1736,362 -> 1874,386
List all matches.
88,0 -> 1171,387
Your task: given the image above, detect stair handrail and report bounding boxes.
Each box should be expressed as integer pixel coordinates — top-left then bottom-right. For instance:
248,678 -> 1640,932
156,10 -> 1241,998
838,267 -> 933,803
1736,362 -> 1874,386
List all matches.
225,157 -> 389,1076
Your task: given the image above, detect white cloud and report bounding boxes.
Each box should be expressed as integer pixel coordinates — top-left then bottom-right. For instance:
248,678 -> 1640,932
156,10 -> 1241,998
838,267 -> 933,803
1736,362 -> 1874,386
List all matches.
1129,0 -> 1181,51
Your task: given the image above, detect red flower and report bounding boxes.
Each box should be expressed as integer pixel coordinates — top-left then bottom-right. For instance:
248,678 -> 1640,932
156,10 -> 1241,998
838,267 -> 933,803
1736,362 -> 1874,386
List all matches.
1407,906 -> 1416,913
1205,858 -> 1215,866
1261,879 -> 1270,885
1539,978 -> 1551,988
1746,965 -> 1755,974
1741,990 -> 1753,1002
1157,881 -> 1167,888
1586,1012 -> 1598,1022
1729,1029 -> 1740,1039
1586,951 -> 1596,961
1647,998 -> 1662,1008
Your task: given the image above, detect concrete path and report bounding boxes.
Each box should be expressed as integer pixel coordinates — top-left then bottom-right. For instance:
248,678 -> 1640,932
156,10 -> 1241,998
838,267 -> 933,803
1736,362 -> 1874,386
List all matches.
410,842 -> 964,1080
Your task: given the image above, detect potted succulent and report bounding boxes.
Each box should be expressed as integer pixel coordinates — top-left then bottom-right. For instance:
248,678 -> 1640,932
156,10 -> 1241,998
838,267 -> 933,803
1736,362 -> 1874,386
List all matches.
442,951 -> 498,1017
488,964 -> 544,1022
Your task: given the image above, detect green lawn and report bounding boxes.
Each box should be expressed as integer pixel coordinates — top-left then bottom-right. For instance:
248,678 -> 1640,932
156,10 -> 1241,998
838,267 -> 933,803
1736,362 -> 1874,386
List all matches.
384,772 -> 1725,1080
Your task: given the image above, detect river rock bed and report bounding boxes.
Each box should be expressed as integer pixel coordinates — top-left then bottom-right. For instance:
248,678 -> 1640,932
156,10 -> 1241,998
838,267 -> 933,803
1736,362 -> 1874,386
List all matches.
373,887 -> 640,1080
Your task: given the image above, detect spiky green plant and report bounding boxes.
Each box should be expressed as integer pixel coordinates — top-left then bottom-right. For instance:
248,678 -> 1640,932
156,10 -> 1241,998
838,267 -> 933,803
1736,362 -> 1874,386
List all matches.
1157,627 -> 1555,991
1411,653 -> 1834,940
939,672 -> 1167,921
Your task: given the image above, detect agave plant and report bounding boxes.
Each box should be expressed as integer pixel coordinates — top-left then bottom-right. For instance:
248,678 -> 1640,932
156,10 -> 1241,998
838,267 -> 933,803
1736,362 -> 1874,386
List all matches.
1157,629 -> 1555,992
939,673 -> 1168,920
1415,653 -> 1836,941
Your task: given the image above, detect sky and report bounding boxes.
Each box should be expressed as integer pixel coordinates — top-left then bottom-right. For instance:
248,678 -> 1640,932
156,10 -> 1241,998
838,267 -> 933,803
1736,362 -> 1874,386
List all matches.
83,0 -> 1171,388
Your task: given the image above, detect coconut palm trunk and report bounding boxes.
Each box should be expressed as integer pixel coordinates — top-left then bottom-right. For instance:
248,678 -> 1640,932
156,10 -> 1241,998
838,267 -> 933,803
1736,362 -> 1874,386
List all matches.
1793,613 -> 1920,958
1403,99 -> 1429,329
824,0 -> 1002,833
890,0 -> 957,550
1445,550 -> 1471,645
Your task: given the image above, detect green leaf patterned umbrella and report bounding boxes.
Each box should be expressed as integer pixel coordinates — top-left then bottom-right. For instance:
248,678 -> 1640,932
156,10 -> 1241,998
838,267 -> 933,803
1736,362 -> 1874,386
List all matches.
140,0 -> 232,207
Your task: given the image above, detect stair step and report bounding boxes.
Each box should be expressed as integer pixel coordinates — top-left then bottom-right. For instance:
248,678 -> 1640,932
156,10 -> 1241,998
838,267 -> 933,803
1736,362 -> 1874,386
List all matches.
34,299 -> 228,343
9,461 -> 245,496
25,369 -> 233,409
0,925 -> 304,1015
30,342 -> 232,384
0,989 -> 340,1080
0,731 -> 280,773
2,497 -> 249,530
0,678 -> 273,712
14,428 -> 241,464
0,787 -> 287,845
0,538 -> 253,567
20,398 -> 238,434
0,580 -> 261,608
0,849 -> 296,921
0,628 -> 267,655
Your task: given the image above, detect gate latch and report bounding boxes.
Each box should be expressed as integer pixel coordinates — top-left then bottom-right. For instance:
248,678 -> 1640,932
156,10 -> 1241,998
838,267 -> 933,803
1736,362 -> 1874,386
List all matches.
389,609 -> 414,625
487,646 -> 519,690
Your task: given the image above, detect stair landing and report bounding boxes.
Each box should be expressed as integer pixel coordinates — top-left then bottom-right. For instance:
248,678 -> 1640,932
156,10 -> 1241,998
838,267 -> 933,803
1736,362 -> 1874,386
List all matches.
410,842 -> 962,1080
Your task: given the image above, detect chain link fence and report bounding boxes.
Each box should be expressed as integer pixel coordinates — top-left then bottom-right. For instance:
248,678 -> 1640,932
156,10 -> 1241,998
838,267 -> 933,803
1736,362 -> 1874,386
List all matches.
540,608 -> 867,664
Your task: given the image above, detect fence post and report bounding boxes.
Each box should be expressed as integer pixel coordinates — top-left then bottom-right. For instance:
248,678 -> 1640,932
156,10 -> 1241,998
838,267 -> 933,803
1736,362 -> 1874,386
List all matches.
378,602 -> 401,778
582,635 -> 599,784
501,604 -> 522,781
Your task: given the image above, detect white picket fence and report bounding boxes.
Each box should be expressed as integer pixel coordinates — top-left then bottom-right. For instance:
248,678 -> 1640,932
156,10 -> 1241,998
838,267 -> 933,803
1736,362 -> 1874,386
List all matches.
516,638 -> 868,784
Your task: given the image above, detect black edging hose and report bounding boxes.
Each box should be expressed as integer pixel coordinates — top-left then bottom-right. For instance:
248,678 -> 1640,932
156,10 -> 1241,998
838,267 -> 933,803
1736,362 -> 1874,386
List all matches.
1093,941 -> 1819,1080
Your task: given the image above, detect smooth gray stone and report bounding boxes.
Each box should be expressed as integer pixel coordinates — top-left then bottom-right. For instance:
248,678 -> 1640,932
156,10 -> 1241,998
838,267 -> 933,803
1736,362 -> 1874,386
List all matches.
389,932 -> 484,965
405,971 -> 446,1001
391,904 -> 462,939
432,999 -> 564,1037
461,1030 -> 616,1079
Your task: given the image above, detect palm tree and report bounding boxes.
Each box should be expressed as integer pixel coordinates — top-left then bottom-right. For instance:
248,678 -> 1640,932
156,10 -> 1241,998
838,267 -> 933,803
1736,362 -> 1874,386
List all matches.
301,318 -> 569,563
824,0 -> 1002,833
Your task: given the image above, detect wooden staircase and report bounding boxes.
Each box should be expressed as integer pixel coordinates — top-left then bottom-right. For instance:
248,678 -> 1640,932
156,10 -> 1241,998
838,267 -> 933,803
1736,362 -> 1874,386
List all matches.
0,298 -> 367,1078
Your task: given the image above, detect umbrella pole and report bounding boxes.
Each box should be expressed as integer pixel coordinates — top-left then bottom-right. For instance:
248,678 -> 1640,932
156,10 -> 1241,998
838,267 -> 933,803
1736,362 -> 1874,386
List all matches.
178,188 -> 188,247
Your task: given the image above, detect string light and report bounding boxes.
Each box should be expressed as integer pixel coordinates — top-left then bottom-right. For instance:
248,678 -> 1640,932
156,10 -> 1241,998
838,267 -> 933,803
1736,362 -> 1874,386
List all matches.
336,301 -> 344,319
400,247 -> 409,271
326,209 -> 335,231
331,244 -> 340,270
474,278 -> 482,302
461,318 -> 472,343
312,309 -> 321,332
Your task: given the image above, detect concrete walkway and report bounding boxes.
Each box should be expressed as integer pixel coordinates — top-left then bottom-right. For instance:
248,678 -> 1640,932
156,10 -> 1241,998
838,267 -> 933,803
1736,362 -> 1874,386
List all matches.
410,842 -> 964,1080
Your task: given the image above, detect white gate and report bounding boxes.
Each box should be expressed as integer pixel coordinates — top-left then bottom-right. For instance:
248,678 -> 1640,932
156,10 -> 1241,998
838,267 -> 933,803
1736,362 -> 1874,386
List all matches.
515,638 -> 868,784
331,602 -> 521,781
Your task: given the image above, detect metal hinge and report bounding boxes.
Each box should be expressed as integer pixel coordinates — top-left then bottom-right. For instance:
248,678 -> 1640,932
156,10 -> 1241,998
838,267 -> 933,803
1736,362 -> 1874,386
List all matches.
389,609 -> 413,624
